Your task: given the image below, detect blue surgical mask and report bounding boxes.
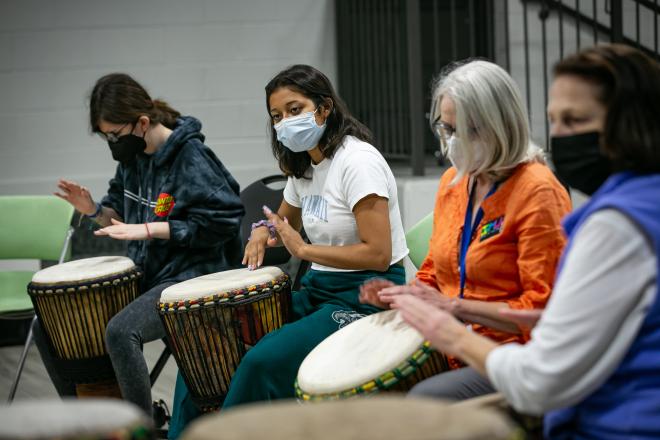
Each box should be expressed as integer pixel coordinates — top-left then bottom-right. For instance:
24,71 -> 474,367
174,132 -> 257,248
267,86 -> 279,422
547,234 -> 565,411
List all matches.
274,109 -> 326,153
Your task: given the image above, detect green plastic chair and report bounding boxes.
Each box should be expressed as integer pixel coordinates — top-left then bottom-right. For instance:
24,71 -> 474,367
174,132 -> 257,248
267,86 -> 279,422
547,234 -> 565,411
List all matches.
0,195 -> 75,401
405,212 -> 434,269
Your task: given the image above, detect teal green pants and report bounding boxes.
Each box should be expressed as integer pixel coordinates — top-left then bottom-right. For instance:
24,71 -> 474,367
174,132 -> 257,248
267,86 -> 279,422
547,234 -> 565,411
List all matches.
167,265 -> 405,439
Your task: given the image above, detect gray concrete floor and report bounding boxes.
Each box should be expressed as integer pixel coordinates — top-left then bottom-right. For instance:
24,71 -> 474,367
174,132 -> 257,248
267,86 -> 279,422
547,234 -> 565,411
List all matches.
0,339 -> 177,409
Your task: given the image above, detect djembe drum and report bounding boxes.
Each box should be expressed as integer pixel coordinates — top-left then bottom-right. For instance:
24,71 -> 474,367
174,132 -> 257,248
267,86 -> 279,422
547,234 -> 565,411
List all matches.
28,256 -> 142,397
296,309 -> 448,400
159,266 -> 292,411
0,398 -> 154,440
179,396 -> 519,440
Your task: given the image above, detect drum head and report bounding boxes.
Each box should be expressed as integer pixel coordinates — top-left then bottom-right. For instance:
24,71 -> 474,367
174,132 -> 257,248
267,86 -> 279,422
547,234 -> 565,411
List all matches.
31,256 -> 135,285
180,396 -> 517,440
297,309 -> 424,395
160,266 -> 284,303
0,398 -> 153,440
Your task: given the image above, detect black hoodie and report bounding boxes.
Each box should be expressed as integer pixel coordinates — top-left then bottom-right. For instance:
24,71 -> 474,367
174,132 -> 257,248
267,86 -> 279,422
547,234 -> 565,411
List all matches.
101,116 -> 245,290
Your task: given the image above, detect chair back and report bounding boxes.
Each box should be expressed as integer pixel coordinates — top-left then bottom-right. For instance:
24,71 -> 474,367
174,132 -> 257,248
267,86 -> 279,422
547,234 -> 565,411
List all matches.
405,212 -> 433,269
239,176 -> 291,267
0,196 -> 75,261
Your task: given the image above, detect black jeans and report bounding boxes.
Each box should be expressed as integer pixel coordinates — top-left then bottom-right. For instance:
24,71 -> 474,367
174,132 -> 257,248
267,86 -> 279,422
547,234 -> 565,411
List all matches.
34,282 -> 175,415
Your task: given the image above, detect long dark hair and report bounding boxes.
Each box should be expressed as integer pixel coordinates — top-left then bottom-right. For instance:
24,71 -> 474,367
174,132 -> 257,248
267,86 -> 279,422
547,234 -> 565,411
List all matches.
554,44 -> 660,173
89,73 -> 181,133
265,64 -> 373,178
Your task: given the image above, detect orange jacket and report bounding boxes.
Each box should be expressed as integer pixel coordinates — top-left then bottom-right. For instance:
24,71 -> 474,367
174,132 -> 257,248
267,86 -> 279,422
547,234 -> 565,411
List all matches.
417,163 -> 571,368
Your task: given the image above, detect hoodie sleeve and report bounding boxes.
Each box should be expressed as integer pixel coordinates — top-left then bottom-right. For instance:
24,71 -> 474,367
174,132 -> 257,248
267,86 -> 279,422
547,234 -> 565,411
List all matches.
100,165 -> 125,219
167,146 -> 245,249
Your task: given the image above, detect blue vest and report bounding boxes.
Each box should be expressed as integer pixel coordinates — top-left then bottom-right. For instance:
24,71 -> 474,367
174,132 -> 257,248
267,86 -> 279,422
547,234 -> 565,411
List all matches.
545,172 -> 660,440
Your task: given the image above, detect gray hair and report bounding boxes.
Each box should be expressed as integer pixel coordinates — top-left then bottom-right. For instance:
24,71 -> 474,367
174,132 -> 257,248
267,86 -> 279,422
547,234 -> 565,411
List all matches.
430,60 -> 545,183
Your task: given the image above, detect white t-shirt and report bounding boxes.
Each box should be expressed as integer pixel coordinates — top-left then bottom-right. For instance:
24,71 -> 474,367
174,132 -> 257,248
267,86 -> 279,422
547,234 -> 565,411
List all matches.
283,135 -> 409,272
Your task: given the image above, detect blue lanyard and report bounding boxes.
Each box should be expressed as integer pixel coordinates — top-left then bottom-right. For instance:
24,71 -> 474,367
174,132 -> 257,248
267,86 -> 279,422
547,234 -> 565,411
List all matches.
458,180 -> 498,298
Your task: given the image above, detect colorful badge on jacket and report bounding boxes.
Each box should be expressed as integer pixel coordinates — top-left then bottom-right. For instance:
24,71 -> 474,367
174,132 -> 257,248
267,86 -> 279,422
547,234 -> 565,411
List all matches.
154,193 -> 175,217
479,216 -> 504,241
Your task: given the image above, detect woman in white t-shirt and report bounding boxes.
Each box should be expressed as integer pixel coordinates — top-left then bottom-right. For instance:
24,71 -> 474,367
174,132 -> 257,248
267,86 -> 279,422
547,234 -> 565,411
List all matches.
168,64 -> 408,433
225,64 -> 408,409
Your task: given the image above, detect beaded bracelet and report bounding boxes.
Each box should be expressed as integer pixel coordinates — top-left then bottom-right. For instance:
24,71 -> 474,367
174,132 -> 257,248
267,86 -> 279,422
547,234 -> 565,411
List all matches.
251,219 -> 276,239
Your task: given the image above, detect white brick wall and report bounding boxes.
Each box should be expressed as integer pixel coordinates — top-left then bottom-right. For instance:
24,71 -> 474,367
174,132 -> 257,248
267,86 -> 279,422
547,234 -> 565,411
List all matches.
0,0 -> 336,197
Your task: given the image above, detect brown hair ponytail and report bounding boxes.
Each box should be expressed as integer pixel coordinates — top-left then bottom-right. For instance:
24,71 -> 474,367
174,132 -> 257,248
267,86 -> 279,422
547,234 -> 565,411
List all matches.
89,73 -> 181,132
152,98 -> 181,129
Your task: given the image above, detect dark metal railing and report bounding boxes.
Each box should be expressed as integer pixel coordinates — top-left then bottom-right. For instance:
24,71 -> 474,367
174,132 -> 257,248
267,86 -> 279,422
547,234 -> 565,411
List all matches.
336,0 -> 410,162
336,0 -> 495,175
515,0 -> 660,148
335,0 -> 660,175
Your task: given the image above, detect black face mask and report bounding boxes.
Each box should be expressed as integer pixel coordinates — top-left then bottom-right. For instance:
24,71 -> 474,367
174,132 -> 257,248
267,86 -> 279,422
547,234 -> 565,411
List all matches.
551,131 -> 612,196
108,133 -> 147,165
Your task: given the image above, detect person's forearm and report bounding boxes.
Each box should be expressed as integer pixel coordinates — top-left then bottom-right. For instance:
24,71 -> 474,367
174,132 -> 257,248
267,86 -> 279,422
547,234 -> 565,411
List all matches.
456,299 -> 521,334
299,242 -> 392,272
148,222 -> 170,240
454,329 -> 498,375
93,206 -> 122,228
459,312 -> 521,334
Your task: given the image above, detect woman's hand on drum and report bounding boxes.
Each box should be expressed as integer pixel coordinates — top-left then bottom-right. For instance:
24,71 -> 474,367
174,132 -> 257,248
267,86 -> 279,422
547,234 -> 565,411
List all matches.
359,278 -> 396,309
378,280 -> 459,315
54,179 -> 97,215
262,205 -> 307,260
95,218 -> 149,240
391,294 -> 467,357
242,226 -> 277,271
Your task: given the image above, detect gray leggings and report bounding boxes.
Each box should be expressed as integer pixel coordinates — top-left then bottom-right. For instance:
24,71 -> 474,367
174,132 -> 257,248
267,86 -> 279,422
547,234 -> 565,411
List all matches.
408,366 -> 496,401
34,282 -> 175,415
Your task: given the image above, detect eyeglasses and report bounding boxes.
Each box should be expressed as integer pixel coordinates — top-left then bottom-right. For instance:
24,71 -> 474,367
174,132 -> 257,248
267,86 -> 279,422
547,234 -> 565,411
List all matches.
98,122 -> 132,143
430,117 -> 478,141
430,118 -> 456,140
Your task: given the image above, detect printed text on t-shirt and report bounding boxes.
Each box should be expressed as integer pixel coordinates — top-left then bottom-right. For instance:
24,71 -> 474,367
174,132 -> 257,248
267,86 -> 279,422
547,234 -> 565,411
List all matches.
301,195 -> 328,222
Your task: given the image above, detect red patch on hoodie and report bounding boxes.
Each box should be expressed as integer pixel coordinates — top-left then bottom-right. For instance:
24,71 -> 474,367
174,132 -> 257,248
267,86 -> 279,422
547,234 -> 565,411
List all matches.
154,193 -> 175,217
